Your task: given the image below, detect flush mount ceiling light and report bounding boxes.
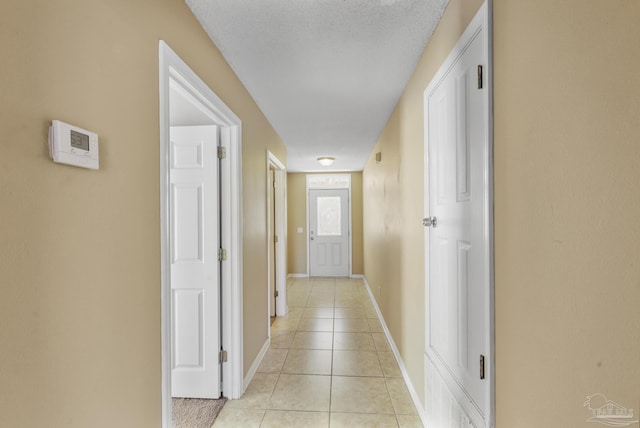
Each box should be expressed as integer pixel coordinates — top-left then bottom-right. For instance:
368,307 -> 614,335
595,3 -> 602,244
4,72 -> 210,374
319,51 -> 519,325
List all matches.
317,157 -> 335,166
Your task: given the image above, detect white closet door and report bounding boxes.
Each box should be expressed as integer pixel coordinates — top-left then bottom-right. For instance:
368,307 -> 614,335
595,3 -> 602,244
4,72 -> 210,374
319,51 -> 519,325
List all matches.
170,125 -> 220,399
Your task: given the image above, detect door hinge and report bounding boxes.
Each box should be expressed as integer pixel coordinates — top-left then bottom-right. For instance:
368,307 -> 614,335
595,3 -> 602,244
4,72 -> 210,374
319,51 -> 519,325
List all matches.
274,235 -> 278,244
219,349 -> 228,363
423,217 -> 437,228
274,290 -> 279,298
218,248 -> 227,261
273,180 -> 277,189
477,65 -> 483,89
217,146 -> 226,159
480,354 -> 486,380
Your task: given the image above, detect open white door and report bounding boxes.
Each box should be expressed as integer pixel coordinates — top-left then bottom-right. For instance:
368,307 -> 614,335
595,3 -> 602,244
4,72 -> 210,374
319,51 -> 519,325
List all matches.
424,4 -> 493,427
309,188 -> 349,277
269,169 -> 277,316
266,151 -> 287,318
170,125 -> 220,399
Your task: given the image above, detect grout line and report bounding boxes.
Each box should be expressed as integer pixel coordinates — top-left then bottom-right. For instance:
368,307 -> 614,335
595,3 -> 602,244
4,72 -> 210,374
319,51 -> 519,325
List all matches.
329,277 -> 336,421
261,277 -> 420,425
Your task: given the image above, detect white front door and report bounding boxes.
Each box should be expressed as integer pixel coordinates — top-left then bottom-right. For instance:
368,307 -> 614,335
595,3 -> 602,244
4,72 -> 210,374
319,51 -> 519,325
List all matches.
309,188 -> 349,277
424,7 -> 491,426
170,125 -> 220,399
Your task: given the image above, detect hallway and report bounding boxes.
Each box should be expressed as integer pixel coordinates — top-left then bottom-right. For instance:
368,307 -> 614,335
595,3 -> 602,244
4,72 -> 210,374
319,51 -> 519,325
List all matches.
213,277 -> 422,427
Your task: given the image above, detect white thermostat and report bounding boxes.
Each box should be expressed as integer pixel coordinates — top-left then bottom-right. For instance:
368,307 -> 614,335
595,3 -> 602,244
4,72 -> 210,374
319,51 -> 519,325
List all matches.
49,120 -> 99,169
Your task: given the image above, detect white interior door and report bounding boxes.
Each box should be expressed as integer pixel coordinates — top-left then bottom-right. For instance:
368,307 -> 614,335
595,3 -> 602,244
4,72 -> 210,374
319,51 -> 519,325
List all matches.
269,169 -> 277,316
425,13 -> 491,426
309,188 -> 349,277
170,125 -> 220,399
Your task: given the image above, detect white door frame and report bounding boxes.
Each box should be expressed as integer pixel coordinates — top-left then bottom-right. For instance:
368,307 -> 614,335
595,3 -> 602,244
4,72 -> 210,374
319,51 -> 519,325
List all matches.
159,41 -> 244,428
266,151 -> 287,318
305,174 -> 352,277
423,3 -> 494,427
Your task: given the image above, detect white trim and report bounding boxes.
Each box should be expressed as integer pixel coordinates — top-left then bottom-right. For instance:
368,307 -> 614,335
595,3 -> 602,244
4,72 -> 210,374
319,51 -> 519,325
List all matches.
159,42 -> 171,428
305,174 -> 352,277
348,186 -> 353,277
243,338 -> 270,391
222,124 -> 244,401
361,276 -> 427,426
422,3 -> 494,427
287,273 -> 308,279
350,274 -> 364,279
266,151 -> 288,319
487,2 -> 496,424
306,181 -> 309,276
159,41 -> 244,428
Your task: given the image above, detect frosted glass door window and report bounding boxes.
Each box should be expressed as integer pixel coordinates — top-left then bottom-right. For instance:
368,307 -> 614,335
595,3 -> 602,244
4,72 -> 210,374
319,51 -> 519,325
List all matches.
317,196 -> 341,236
307,174 -> 350,189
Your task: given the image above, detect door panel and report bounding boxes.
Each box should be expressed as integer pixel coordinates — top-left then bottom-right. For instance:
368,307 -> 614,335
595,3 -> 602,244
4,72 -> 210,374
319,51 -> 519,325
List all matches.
171,184 -> 203,262
173,289 -> 204,367
170,125 -> 220,399
309,189 -> 349,277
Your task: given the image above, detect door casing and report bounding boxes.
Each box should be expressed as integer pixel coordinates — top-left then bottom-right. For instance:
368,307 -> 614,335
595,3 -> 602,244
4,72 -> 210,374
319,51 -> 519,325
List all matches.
159,41 -> 244,428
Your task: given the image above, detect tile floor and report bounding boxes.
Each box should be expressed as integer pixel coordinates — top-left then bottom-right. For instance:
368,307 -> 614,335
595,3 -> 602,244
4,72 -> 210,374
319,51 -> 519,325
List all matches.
213,277 -> 423,428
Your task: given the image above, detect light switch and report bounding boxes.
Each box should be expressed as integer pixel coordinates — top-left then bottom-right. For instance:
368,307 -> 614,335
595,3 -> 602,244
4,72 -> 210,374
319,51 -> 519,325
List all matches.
297,227 -> 303,234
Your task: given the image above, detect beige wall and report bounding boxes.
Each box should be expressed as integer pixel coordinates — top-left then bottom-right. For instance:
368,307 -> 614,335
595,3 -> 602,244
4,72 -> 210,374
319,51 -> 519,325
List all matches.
287,173 -> 308,274
351,173 -> 364,275
493,1 -> 640,426
363,0 -> 485,406
364,0 -> 640,425
0,1 -> 284,427
287,172 -> 363,276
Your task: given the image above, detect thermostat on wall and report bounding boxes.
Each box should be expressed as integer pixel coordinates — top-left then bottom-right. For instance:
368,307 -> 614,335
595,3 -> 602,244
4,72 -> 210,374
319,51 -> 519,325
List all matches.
49,120 -> 99,169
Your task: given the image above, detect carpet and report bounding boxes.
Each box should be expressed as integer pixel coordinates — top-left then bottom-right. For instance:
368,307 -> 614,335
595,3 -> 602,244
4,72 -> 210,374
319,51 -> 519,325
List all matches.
172,397 -> 227,428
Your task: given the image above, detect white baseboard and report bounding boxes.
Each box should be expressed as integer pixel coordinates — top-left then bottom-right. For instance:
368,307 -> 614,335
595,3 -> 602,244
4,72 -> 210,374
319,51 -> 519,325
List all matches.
287,273 -> 308,278
361,276 -> 427,427
242,338 -> 270,391
350,274 -> 364,279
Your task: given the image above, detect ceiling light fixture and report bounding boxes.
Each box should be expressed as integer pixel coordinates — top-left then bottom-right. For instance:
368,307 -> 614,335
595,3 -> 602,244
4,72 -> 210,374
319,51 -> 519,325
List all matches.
317,157 -> 335,166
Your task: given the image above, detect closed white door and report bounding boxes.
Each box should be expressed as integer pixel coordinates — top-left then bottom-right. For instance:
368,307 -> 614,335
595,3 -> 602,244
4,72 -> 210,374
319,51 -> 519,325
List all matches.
170,125 -> 220,399
309,189 -> 349,277
425,25 -> 490,419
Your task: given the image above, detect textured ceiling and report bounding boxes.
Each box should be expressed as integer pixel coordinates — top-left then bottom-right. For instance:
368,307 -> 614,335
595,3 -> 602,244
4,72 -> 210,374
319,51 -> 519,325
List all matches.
186,0 -> 448,172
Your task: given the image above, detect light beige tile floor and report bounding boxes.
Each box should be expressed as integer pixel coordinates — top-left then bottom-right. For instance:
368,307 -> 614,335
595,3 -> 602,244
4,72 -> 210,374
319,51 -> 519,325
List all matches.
213,277 -> 422,428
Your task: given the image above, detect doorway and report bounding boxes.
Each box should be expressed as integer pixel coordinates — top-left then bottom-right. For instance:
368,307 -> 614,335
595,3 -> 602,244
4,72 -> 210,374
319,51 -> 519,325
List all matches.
306,174 -> 352,277
159,41 -> 244,428
266,151 -> 287,320
269,168 -> 276,324
308,189 -> 350,277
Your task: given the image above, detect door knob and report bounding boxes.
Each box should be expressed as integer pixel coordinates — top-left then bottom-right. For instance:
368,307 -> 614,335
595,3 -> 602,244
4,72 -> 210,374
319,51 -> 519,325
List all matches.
423,217 -> 437,228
